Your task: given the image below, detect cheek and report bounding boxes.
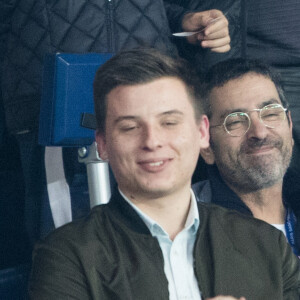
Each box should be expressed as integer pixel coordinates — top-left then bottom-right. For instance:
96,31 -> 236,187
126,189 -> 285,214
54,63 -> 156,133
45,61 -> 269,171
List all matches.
107,149 -> 134,180
212,137 -> 239,160
177,135 -> 203,165
109,135 -> 137,153
105,139 -> 132,168
286,134 -> 294,152
174,131 -> 198,151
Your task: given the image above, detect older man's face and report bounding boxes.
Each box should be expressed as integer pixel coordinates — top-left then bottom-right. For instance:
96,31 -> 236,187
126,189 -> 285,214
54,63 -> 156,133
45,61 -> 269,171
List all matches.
96,77 -> 209,201
207,73 -> 293,193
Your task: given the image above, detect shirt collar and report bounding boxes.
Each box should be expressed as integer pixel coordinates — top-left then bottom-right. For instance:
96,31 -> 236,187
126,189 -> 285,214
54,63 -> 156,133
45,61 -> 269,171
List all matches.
119,188 -> 200,237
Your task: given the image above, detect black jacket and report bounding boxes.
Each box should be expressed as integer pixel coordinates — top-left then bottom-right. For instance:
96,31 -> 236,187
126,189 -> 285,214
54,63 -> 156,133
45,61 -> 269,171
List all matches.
0,0 -> 186,134
193,164 -> 300,255
29,188 -> 300,299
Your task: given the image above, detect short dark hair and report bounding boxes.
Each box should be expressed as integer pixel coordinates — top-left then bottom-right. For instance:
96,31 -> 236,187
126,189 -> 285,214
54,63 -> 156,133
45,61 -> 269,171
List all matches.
202,58 -> 289,119
93,47 -> 204,133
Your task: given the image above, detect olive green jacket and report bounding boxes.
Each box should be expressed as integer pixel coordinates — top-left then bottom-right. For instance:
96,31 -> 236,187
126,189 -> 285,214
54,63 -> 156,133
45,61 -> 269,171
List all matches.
29,190 -> 300,299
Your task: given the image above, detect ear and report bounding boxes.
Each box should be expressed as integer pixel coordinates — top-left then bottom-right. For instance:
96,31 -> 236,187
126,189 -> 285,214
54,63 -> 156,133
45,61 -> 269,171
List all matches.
287,110 -> 293,131
287,111 -> 294,147
200,146 -> 215,165
198,115 -> 215,164
198,115 -> 210,149
95,130 -> 109,161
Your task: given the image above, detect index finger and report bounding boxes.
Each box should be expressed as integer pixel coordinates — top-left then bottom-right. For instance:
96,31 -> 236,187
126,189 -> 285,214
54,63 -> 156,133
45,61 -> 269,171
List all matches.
204,13 -> 228,36
200,9 -> 227,27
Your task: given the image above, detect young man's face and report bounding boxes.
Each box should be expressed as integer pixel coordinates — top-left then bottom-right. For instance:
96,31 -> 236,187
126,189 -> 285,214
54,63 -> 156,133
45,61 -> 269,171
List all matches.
96,77 -> 209,201
205,73 -> 293,192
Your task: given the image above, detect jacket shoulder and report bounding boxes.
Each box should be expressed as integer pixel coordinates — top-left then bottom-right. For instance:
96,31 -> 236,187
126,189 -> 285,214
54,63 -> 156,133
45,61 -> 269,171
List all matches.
195,202 -> 300,299
38,204 -> 110,252
198,201 -> 284,244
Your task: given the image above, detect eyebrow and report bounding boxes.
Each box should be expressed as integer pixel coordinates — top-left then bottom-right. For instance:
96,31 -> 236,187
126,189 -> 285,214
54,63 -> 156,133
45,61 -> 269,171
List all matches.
160,110 -> 184,117
218,98 -> 281,120
113,110 -> 184,125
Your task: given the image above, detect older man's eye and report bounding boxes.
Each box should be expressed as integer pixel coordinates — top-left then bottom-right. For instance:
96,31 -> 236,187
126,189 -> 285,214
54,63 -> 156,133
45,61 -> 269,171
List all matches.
226,120 -> 244,130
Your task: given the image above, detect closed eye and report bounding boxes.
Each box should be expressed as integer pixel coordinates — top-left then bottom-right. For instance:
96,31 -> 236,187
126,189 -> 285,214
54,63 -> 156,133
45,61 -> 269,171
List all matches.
118,121 -> 140,132
262,112 -> 281,119
163,121 -> 178,126
227,120 -> 243,126
161,117 -> 181,127
119,125 -> 139,132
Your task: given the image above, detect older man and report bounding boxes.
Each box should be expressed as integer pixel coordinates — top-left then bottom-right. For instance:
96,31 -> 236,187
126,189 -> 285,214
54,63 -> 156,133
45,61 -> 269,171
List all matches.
194,58 -> 300,256
29,49 -> 299,299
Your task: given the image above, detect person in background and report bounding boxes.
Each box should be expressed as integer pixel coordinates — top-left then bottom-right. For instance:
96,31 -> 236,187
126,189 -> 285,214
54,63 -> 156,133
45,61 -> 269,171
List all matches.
193,58 -> 300,257
29,47 -> 300,300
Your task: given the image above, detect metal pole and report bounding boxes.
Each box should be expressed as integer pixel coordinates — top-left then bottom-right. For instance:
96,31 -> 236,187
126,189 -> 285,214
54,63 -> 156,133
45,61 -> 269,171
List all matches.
78,142 -> 111,208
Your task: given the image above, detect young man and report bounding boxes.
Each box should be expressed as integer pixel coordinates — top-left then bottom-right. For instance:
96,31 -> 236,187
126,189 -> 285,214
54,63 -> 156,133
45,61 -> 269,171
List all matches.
1,0 -> 230,248
193,58 -> 300,256
29,49 -> 300,299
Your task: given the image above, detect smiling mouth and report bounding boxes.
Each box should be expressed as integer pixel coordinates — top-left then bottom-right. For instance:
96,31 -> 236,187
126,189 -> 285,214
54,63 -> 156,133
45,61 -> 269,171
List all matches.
245,146 -> 275,155
148,161 -> 164,167
138,159 -> 171,172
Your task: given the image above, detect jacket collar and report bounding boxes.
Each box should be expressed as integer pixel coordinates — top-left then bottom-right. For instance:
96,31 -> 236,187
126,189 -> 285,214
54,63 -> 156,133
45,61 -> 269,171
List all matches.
207,164 -> 253,216
107,187 -> 152,235
106,187 -> 200,236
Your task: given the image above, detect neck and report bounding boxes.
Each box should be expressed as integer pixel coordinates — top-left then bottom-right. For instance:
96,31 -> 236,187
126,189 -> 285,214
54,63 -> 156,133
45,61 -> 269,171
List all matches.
125,187 -> 192,240
233,184 -> 286,224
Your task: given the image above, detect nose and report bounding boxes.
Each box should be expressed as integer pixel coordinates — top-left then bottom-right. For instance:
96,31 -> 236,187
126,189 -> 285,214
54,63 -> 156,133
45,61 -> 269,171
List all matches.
245,113 -> 269,140
141,124 -> 163,150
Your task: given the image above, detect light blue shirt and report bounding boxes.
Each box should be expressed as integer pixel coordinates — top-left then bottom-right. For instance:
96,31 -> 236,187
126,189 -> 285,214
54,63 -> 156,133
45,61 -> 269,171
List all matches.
120,189 -> 202,300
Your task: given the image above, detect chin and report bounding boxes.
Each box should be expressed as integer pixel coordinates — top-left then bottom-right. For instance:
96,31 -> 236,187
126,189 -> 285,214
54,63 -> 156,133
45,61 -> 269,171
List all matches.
137,184 -> 174,198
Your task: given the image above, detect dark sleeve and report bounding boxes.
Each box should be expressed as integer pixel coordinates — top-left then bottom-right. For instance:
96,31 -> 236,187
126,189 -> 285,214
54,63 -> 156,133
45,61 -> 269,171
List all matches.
0,0 -> 16,71
0,0 -> 17,142
280,233 -> 300,298
164,1 -> 192,33
166,0 -> 246,74
29,240 -> 91,300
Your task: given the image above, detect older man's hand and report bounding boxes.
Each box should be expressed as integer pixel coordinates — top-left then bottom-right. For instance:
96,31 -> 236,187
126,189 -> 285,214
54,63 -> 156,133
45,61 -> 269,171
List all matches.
181,9 -> 230,53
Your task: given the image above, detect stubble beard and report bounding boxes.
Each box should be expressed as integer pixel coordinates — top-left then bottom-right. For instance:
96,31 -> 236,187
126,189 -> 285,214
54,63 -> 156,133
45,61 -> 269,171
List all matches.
213,137 -> 292,193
